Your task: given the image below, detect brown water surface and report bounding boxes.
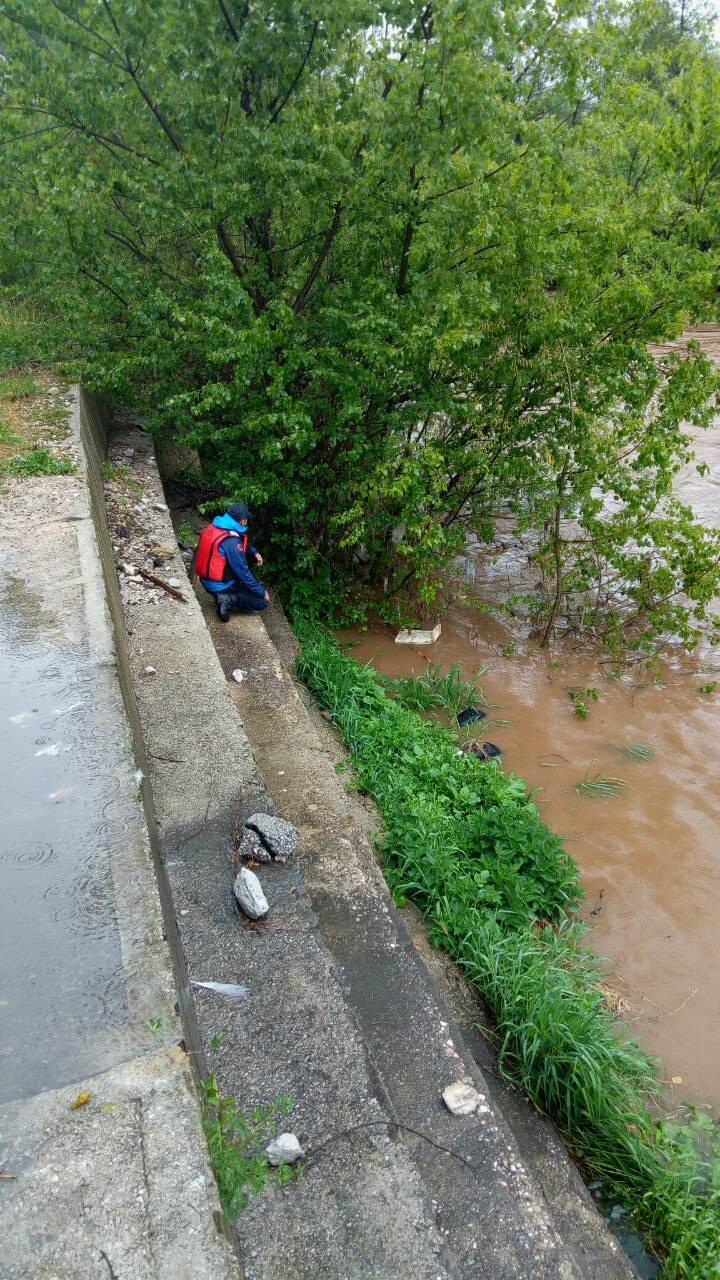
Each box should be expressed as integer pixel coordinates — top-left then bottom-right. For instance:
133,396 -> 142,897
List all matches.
341,329 -> 720,1108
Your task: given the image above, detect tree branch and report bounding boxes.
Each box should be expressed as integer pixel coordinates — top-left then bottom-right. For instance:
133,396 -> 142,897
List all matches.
269,20 -> 319,124
217,0 -> 240,41
291,202 -> 342,313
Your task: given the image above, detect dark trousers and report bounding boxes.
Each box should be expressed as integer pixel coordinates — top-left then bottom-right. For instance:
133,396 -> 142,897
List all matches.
217,587 -> 268,613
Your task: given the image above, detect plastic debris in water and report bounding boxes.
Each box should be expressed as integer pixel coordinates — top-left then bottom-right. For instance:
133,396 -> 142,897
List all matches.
462,741 -> 502,760
35,743 -> 61,757
191,980 -> 249,999
457,707 -> 486,727
9,712 -> 34,727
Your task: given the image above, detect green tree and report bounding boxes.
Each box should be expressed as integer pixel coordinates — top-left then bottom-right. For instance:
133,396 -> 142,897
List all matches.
1,0 -> 718,640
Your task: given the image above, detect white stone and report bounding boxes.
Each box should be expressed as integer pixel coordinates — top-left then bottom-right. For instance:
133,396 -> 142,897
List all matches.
442,1080 -> 486,1117
167,578 -> 182,588
152,501 -> 168,512
233,867 -> 269,919
395,623 -> 442,645
265,1133 -> 304,1166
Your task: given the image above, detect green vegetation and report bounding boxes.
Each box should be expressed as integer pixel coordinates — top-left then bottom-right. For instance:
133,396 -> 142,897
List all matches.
574,772 -> 630,798
567,686 -> 601,719
0,374 -> 36,399
295,623 -> 720,1277
0,292 -> 66,374
200,1064 -> 295,1218
177,519 -> 199,550
1,2 -> 720,650
614,742 -> 657,762
1,448 -> 75,477
380,661 -> 486,719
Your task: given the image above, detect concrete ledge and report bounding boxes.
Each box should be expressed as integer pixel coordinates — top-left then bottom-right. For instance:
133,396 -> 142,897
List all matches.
0,1047 -> 237,1280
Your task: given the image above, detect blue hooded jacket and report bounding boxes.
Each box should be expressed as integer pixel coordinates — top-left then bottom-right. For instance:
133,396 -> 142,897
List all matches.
200,514 -> 264,596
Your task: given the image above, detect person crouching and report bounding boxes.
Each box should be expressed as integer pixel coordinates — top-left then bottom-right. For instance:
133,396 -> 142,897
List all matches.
195,502 -> 269,622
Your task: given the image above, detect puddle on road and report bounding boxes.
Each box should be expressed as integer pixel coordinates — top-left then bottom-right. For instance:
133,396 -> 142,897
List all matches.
340,332 -> 720,1110
0,577 -> 129,1103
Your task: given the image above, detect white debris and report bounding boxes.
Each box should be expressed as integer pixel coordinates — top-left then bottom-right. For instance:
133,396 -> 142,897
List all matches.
231,669 -> 247,684
48,787 -> 74,801
34,743 -> 61,757
9,712 -> 34,727
152,501 -> 168,512
133,769 -> 144,785
143,665 -> 157,676
265,1133 -> 304,1166
233,867 -> 269,919
191,981 -> 249,999
395,623 -> 442,645
442,1080 -> 488,1117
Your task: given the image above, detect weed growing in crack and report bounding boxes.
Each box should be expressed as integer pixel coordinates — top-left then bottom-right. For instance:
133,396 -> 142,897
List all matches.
200,1055 -> 296,1218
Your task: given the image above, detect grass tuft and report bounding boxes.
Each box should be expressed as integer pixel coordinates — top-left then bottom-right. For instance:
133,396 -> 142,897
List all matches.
0,374 -> 37,400
2,448 -> 75,477
379,660 -> 487,719
613,742 -> 656,762
574,772 -> 629,798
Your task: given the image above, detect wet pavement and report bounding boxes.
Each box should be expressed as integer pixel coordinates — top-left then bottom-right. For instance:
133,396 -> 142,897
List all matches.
0,577 -> 131,1102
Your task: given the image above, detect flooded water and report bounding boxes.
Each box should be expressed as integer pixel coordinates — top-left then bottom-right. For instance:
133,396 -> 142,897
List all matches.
0,577 -> 130,1102
341,330 -> 720,1110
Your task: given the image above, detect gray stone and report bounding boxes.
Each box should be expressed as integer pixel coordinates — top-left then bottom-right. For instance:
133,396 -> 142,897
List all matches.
442,1079 -> 489,1117
245,812 -> 299,863
265,1132 -> 304,1166
236,827 -> 272,865
233,867 -> 269,919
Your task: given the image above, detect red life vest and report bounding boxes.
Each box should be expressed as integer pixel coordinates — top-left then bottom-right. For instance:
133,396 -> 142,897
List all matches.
195,524 -> 249,583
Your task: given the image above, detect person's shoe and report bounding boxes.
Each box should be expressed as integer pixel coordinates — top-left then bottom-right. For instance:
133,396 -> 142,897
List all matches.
216,594 -> 231,623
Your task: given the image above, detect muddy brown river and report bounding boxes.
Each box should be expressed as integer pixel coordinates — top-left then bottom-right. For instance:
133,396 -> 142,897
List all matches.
341,329 -> 720,1110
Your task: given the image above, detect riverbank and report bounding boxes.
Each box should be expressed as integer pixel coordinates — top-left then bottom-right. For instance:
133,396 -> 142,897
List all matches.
295,625 -> 720,1277
0,379 -> 236,1279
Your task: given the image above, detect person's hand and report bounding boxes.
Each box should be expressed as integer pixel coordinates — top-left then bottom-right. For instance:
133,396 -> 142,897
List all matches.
264,589 -> 270,602
254,553 -> 264,567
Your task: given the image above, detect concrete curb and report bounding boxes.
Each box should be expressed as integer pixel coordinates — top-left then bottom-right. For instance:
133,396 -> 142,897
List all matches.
0,1047 -> 237,1280
0,385 -> 237,1280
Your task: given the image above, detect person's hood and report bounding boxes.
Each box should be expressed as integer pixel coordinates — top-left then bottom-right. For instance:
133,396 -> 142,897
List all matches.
213,513 -> 247,534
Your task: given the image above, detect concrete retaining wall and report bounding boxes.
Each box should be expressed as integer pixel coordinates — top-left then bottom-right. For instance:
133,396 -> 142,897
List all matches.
79,392 -> 639,1280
